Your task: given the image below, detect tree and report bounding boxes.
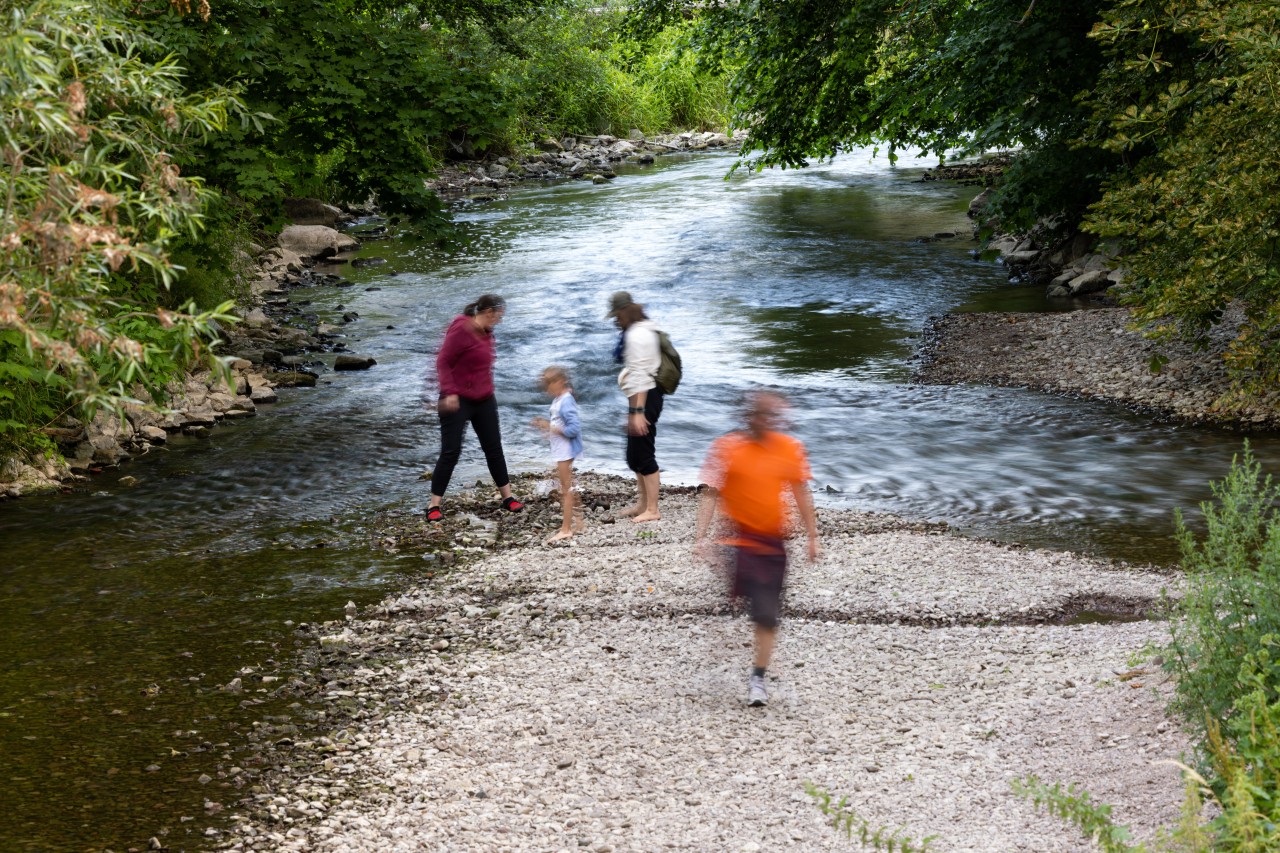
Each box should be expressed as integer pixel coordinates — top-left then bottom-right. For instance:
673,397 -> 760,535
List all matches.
1082,0 -> 1280,392
132,0 -> 550,218
632,0 -> 1120,231
0,0 -> 236,450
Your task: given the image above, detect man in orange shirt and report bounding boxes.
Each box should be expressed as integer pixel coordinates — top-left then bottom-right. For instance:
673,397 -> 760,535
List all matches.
695,390 -> 820,707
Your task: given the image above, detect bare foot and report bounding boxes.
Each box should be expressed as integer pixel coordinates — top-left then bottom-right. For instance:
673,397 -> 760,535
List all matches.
630,511 -> 661,524
573,517 -> 587,534
544,530 -> 574,544
616,505 -> 643,518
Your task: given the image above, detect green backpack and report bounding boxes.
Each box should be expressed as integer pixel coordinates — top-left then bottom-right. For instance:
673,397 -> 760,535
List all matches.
654,330 -> 683,395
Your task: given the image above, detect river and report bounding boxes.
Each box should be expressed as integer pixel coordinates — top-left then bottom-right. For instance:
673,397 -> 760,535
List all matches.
2,147 -> 1277,851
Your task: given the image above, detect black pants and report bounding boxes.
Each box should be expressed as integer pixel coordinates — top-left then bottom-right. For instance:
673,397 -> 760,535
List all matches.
625,387 -> 664,476
431,395 -> 510,498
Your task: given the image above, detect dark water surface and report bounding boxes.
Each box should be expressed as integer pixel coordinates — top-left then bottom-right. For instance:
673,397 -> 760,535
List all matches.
3,148 -> 1279,851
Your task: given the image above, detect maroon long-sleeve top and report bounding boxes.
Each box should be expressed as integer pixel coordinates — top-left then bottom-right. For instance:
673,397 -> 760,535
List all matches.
436,314 -> 496,400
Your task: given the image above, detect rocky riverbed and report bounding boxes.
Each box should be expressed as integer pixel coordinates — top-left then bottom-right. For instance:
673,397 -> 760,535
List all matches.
917,307 -> 1280,429
210,473 -> 1190,852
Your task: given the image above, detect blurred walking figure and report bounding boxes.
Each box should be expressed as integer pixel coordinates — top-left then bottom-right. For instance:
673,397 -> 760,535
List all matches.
607,291 -> 663,523
425,294 -> 524,521
695,390 -> 820,707
531,366 -> 584,543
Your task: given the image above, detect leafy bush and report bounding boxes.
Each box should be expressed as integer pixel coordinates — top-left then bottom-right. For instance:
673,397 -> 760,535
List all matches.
628,22 -> 730,133
1083,2 -> 1280,393
135,0 -> 518,219
1168,445 -> 1280,737
0,0 -> 238,444
494,4 -> 643,140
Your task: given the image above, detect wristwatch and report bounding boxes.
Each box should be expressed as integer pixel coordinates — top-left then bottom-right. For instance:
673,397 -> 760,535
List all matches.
628,406 -> 645,414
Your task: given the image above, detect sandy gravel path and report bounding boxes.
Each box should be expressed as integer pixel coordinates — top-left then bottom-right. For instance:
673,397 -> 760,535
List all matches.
219,481 -> 1190,852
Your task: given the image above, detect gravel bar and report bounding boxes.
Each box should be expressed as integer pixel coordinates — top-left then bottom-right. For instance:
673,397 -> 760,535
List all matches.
217,477 -> 1190,852
917,306 -> 1280,428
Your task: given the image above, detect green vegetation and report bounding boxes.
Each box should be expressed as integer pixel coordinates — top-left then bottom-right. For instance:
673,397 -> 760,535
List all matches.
1015,447 -> 1280,850
632,0 -> 1280,393
805,782 -> 937,852
0,0 -> 237,453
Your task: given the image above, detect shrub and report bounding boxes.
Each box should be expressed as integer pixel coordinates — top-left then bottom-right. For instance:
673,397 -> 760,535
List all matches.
0,0 -> 238,445
1167,444 -> 1280,738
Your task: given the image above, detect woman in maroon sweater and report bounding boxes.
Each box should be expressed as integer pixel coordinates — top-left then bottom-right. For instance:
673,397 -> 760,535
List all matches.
426,294 -> 524,520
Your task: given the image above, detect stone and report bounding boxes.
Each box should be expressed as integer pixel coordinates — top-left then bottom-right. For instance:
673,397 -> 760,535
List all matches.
283,197 -> 344,227
967,188 -> 992,218
272,371 -> 318,388
241,308 -> 272,329
334,355 -> 376,371
250,387 -> 279,404
1067,269 -> 1113,296
259,247 -> 304,273
1049,269 -> 1080,288
277,225 -> 359,259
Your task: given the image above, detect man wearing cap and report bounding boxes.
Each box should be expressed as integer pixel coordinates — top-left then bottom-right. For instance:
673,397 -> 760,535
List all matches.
607,291 -> 663,523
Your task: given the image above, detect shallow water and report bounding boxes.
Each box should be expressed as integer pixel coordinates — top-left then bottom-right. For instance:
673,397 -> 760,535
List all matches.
2,147 -> 1278,851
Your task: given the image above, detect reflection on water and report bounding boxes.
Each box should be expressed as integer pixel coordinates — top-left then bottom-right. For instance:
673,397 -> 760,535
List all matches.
2,146 -> 1277,850
746,301 -> 912,380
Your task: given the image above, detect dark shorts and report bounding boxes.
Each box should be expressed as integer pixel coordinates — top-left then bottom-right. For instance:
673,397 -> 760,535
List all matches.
624,387 -> 664,476
732,545 -> 787,629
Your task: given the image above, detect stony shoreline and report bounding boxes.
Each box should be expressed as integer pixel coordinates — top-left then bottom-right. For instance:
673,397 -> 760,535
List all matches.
208,473 -> 1191,852
917,306 -> 1280,429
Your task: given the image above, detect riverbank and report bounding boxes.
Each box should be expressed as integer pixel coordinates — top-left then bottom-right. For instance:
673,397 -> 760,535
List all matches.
211,473 -> 1188,852
917,306 -> 1280,429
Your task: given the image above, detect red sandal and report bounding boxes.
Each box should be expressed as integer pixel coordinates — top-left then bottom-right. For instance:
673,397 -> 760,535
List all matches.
425,506 -> 444,521
501,496 -> 525,513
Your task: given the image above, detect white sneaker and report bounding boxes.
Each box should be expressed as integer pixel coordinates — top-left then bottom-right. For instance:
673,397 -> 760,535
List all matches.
747,674 -> 768,707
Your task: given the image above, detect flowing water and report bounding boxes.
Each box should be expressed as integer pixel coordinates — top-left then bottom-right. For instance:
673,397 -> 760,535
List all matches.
3,148 -> 1279,851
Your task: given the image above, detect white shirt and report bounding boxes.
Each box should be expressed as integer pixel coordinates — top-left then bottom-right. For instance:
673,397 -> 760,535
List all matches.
618,319 -> 660,398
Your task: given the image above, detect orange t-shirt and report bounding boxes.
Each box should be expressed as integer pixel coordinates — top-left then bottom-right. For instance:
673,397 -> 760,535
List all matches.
700,431 -> 811,541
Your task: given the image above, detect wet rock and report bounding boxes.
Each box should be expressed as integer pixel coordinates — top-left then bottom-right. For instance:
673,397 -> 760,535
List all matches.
1067,269 -> 1112,296
271,371 -> 318,389
333,355 -> 376,371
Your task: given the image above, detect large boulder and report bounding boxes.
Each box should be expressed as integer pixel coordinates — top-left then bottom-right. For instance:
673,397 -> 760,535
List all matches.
1066,269 -> 1112,296
283,197 -> 344,227
278,225 -> 358,259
